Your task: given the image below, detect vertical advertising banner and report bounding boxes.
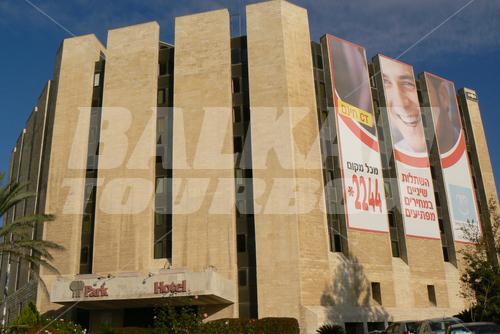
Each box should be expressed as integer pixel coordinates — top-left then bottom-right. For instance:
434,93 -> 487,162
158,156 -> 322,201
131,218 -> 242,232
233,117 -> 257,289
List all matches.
377,55 -> 440,239
423,73 -> 480,242
325,35 -> 388,232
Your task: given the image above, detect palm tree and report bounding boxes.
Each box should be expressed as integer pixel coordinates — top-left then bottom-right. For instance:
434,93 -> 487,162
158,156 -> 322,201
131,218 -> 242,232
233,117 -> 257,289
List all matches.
0,172 -> 63,319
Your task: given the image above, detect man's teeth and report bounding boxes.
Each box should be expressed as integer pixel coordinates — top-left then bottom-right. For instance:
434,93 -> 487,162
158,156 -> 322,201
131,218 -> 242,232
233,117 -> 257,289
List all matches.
397,114 -> 419,126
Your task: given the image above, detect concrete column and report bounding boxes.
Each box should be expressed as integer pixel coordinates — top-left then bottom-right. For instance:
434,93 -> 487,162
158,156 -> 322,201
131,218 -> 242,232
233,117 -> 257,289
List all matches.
94,22 -> 160,273
172,9 -> 237,319
246,0 -> 330,327
38,34 -> 105,314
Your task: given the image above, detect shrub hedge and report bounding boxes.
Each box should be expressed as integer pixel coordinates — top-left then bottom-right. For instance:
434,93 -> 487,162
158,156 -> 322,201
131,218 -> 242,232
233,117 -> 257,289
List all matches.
204,317 -> 299,334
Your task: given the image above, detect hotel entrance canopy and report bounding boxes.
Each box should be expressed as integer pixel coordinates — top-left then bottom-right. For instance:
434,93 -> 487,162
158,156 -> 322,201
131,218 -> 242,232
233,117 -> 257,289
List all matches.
50,269 -> 236,309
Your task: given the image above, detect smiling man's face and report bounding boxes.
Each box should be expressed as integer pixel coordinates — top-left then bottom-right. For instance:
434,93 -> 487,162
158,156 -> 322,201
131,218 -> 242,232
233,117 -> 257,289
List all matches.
382,60 -> 426,153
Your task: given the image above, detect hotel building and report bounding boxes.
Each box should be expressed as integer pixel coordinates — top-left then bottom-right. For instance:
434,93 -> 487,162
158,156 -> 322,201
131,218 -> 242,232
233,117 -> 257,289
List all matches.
1,1 -> 497,333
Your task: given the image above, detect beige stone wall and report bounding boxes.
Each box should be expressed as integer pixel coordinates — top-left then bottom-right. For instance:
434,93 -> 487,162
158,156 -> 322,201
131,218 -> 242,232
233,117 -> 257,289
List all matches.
38,34 -> 105,313
246,0 -> 330,327
459,88 -> 498,207
406,237 -> 449,308
93,22 -> 159,274
172,9 -> 237,319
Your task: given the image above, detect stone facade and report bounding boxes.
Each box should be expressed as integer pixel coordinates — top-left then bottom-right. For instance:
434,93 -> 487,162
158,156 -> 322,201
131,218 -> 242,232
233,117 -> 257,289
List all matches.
1,1 -> 497,333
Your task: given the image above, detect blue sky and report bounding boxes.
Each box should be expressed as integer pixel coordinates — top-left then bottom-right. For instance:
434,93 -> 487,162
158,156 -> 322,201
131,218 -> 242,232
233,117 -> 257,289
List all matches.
0,0 -> 499,191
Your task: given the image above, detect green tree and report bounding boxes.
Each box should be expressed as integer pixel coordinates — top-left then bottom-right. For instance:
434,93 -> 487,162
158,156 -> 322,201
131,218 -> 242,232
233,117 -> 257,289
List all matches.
459,198 -> 500,322
0,172 -> 63,312
153,305 -> 204,334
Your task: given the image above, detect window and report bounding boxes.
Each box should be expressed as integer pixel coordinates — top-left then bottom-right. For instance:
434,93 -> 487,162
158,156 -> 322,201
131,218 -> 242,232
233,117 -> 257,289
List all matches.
80,247 -> 89,264
93,72 -> 100,87
384,183 -> 392,200
231,48 -> 241,64
236,199 -> 246,215
238,269 -> 247,286
430,166 -> 436,179
388,212 -> 396,227
316,54 -> 323,69
391,241 -> 400,257
442,247 -> 450,262
159,62 -> 167,76
389,212 -> 400,258
158,89 -> 166,105
154,213 -> 172,259
367,323 -> 385,332
321,110 -> 328,122
371,282 -> 382,304
236,169 -> 244,185
237,234 -> 246,253
438,219 -> 445,234
232,77 -> 241,93
233,106 -> 242,123
319,82 -> 326,101
328,216 -> 343,253
156,177 -> 166,195
333,234 -> 342,253
157,118 -> 166,145
234,137 -> 243,153
427,285 -> 437,306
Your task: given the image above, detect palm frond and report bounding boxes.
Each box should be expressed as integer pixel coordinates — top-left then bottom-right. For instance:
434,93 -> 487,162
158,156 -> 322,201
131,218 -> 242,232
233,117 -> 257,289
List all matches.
0,182 -> 36,215
0,174 -> 63,294
0,214 -> 55,238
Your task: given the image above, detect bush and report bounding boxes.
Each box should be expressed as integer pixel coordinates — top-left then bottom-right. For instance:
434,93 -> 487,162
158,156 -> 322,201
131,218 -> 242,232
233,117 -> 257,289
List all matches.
256,318 -> 299,334
9,303 -> 41,332
153,306 -> 204,334
9,302 -> 85,334
204,317 -> 299,334
204,318 -> 255,334
317,324 -> 346,334
109,328 -> 152,334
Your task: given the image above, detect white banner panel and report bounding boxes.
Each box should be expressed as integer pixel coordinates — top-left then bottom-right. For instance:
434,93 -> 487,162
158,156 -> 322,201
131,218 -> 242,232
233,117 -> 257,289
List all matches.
423,73 -> 480,242
326,35 -> 388,233
378,55 -> 440,239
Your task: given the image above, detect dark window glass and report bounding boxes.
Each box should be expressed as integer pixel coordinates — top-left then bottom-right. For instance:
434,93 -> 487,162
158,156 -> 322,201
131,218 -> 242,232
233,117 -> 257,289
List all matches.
442,247 -> 450,262
333,234 -> 342,253
243,107 -> 250,122
427,285 -> 437,306
388,212 -> 396,227
238,269 -> 247,286
234,137 -> 243,153
368,323 -> 385,332
157,117 -> 166,145
159,62 -> 167,76
438,219 -> 445,234
233,106 -> 242,123
391,241 -> 400,258
80,247 -> 89,264
371,282 -> 382,304
435,192 -> 440,207
316,54 -> 323,69
430,166 -> 436,179
319,82 -> 326,101
154,213 -> 172,259
237,234 -> 246,253
232,78 -> 241,93
158,89 -> 166,105
231,48 -> 241,64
